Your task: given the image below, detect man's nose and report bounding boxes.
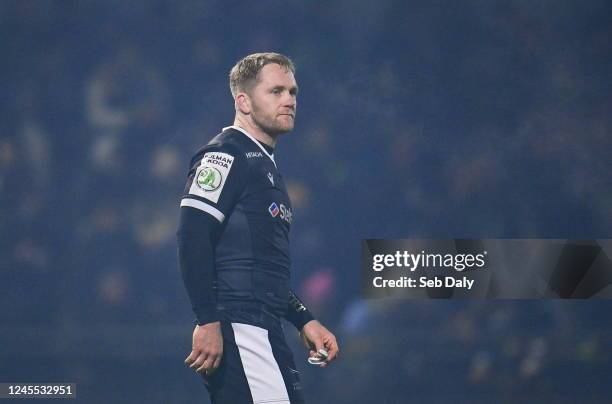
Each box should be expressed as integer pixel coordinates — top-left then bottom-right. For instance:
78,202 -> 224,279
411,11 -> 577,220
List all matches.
282,92 -> 296,109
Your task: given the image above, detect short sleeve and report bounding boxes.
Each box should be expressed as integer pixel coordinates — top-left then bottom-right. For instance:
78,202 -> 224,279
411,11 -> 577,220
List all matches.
180,143 -> 248,223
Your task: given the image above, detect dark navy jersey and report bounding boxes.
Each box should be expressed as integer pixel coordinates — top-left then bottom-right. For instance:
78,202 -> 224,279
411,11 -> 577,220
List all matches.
180,126 -> 297,318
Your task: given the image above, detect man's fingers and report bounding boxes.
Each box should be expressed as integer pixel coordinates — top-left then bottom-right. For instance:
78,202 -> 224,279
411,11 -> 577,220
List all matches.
189,351 -> 223,373
196,351 -> 223,373
190,353 -> 207,369
327,341 -> 339,362
313,338 -> 324,353
185,350 -> 199,365
196,357 -> 215,373
301,332 -> 315,350
324,336 -> 339,362
325,334 -> 340,362
212,353 -> 223,370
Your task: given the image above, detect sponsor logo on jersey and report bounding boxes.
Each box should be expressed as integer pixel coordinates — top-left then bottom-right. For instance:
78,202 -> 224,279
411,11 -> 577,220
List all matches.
268,202 -> 292,224
196,167 -> 222,191
246,151 -> 263,158
267,172 -> 274,186
188,151 -> 234,204
268,202 -> 280,217
203,152 -> 233,168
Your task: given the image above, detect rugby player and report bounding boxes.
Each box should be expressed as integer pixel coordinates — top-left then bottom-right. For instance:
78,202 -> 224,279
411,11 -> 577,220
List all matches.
177,52 -> 339,404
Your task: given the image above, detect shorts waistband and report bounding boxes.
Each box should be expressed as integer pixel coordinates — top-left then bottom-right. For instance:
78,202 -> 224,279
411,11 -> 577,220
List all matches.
216,302 -> 281,321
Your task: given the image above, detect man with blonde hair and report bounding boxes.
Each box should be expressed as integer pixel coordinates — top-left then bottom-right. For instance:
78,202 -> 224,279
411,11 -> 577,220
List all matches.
177,52 -> 339,404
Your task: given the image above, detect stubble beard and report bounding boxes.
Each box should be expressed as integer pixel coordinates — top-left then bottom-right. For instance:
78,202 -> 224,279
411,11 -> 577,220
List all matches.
251,106 -> 294,136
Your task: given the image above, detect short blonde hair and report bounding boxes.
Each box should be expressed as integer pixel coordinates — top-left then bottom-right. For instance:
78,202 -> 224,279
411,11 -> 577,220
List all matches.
229,52 -> 295,97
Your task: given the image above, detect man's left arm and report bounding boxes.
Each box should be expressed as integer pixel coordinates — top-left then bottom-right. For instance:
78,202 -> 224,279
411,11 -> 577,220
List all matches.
285,290 -> 314,330
285,290 -> 339,366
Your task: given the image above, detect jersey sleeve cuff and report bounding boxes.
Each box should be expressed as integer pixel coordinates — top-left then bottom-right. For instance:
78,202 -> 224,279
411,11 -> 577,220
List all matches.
288,309 -> 315,330
193,309 -> 220,326
180,198 -> 225,223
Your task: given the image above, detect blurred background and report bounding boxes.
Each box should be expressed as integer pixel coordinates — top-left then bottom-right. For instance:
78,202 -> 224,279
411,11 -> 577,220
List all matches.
1,0 -> 611,402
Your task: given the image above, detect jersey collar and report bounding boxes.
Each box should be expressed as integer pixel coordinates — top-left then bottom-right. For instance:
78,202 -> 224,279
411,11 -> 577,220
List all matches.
223,125 -> 277,168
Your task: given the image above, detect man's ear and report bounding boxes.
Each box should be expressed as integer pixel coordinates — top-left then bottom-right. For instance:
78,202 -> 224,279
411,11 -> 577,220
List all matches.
235,92 -> 251,114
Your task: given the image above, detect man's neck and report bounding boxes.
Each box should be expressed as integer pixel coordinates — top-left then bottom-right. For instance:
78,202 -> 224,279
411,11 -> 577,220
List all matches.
233,116 -> 277,148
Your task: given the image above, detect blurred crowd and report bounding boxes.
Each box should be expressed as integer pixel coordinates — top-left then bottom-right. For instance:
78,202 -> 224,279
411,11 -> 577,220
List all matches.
1,1 -> 611,402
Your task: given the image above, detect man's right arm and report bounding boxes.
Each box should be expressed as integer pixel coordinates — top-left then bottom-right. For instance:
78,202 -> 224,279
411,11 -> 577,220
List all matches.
177,143 -> 247,323
177,206 -> 224,374
176,207 -> 221,325
177,143 -> 248,374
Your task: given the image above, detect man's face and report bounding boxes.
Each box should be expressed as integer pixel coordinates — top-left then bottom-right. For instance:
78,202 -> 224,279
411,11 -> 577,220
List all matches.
248,63 -> 298,135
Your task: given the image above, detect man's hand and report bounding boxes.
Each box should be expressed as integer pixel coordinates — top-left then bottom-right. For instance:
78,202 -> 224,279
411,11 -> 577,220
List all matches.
185,322 -> 223,375
300,320 -> 339,367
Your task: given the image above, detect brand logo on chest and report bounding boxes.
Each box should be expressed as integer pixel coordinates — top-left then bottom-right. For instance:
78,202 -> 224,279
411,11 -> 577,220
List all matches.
246,151 -> 263,158
268,202 -> 292,224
